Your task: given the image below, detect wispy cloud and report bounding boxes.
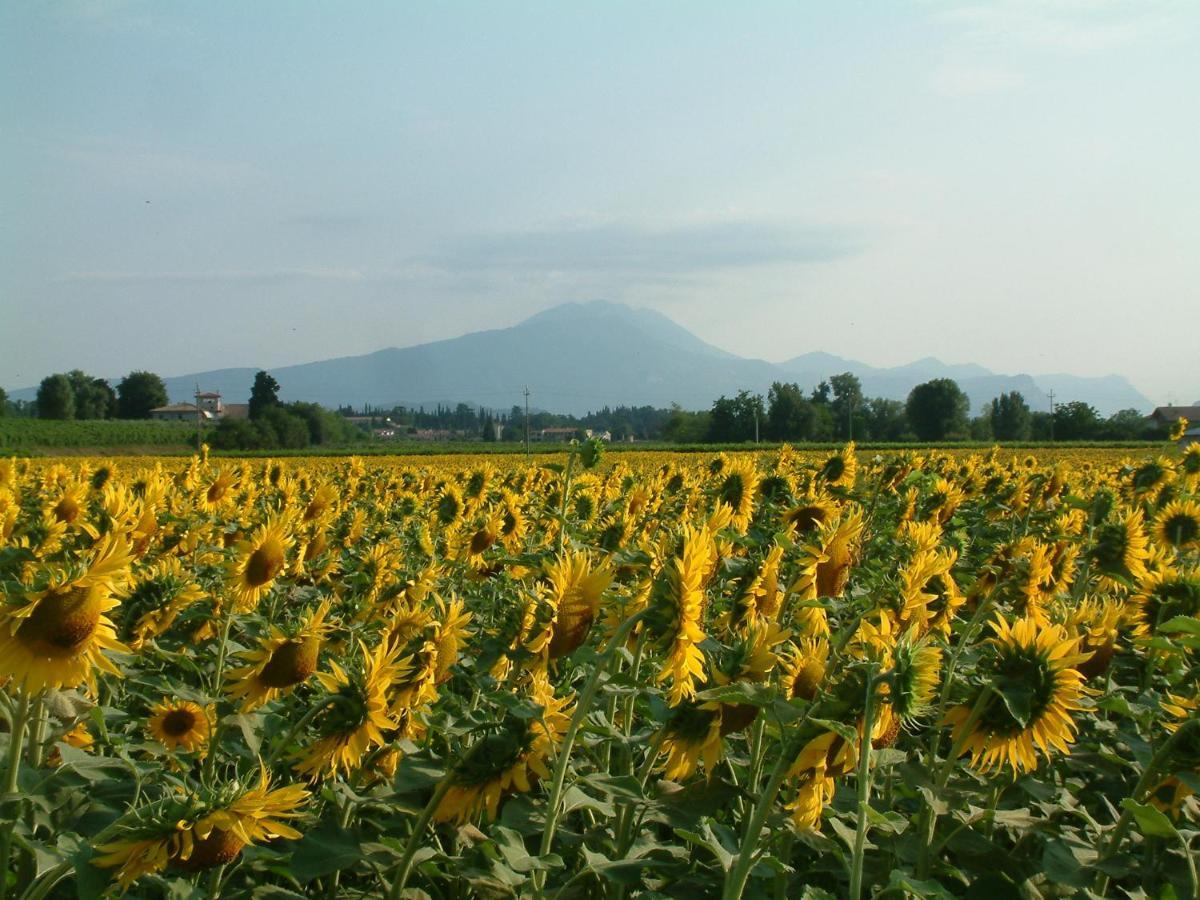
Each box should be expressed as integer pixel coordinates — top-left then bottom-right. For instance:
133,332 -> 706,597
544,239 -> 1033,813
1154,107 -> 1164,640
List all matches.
49,137 -> 257,187
56,267 -> 366,285
932,62 -> 1025,96
935,1 -> 1193,54
421,219 -> 869,278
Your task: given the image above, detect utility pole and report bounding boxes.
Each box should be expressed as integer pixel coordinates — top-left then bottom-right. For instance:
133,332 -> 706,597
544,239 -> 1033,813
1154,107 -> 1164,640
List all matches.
1048,389 -> 1056,443
848,397 -> 854,442
753,406 -> 759,444
194,383 -> 202,453
523,386 -> 531,460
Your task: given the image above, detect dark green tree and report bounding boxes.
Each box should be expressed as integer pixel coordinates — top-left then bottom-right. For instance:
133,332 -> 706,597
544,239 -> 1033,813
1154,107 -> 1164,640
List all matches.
1052,401 -> 1100,440
707,390 -> 764,442
66,370 -> 116,419
905,378 -> 970,441
829,372 -> 864,440
862,397 -> 909,441
36,374 -> 76,419
0,386 -> 7,416
766,382 -> 816,441
989,391 -> 1032,441
249,371 -> 281,420
116,371 -> 169,419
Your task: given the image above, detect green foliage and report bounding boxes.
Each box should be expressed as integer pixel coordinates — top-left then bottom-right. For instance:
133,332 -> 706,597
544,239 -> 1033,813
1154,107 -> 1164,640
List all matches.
990,391 -> 1032,441
708,390 -> 764,442
249,370 -> 282,420
905,378 -> 970,441
36,373 -> 75,420
1053,400 -> 1101,440
0,418 -> 195,449
766,382 -> 817,441
116,371 -> 168,419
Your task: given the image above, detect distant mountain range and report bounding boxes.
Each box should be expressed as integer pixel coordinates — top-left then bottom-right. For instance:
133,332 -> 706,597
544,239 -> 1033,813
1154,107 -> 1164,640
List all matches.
11,301 -> 1152,416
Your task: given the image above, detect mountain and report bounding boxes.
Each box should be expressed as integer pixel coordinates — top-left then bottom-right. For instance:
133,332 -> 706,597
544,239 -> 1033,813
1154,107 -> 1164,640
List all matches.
9,301 -> 1152,416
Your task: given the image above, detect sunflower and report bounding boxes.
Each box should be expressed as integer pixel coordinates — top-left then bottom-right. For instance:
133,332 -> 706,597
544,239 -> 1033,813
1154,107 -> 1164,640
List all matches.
660,703 -> 723,781
779,637 -> 829,701
0,533 -> 132,693
1154,499 -> 1200,551
785,730 -> 857,831
434,682 -> 570,824
226,600 -> 332,711
818,442 -> 857,490
147,699 -> 212,753
716,458 -> 760,533
540,552 -> 613,659
1127,456 -> 1176,499
1087,508 -> 1149,585
1129,567 -> 1200,638
226,514 -> 293,612
1058,596 -> 1124,679
293,640 -> 405,780
122,558 -> 206,649
653,525 -> 716,706
945,616 -> 1088,774
498,490 -> 528,551
301,483 -> 338,523
198,469 -> 238,512
815,509 -> 864,598
48,481 -> 89,526
93,769 -> 308,890
875,633 -> 941,746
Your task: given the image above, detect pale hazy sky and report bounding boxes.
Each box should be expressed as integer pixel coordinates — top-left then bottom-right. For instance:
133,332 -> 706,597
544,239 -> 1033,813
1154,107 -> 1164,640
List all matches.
2,1 -> 1198,404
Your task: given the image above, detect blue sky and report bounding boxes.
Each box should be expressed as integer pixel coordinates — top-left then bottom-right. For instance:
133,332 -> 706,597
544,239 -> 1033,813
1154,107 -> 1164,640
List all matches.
2,1 -> 1198,405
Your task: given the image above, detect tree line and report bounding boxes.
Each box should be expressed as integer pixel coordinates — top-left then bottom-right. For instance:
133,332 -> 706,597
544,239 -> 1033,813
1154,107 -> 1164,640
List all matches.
209,372 -> 364,450
663,374 -> 1165,443
6,370 -> 171,420
2,368 -> 1165,445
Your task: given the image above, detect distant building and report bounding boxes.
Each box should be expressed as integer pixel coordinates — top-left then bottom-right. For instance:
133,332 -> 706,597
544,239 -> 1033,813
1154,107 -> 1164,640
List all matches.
195,391 -> 223,415
151,403 -> 213,422
1148,405 -> 1200,427
1180,427 -> 1200,448
535,427 -> 579,443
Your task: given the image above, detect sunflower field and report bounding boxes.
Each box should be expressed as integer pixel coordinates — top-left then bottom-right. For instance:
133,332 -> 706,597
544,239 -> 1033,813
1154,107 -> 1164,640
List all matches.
1,441 -> 1199,899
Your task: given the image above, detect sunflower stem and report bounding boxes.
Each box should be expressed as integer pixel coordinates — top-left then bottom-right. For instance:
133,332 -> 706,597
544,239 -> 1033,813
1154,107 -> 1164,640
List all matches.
264,693 -> 338,768
1092,716 -> 1198,895
25,697 -> 46,768
917,687 -> 993,880
385,771 -> 454,900
0,690 -> 32,900
203,609 -> 237,784
533,608 -> 648,898
554,448 -> 577,555
17,860 -> 71,900
848,671 -> 880,900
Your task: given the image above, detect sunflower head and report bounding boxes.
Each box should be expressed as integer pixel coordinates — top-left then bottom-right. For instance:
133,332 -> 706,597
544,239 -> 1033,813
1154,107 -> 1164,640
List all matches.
946,617 -> 1088,774
148,700 -> 211,753
1154,500 -> 1200,551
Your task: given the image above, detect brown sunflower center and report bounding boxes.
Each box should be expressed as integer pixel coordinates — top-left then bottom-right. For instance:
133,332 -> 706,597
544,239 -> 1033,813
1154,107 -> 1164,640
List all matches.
17,586 -> 101,654
259,636 -> 321,688
53,496 -> 81,523
244,540 -> 285,587
207,481 -> 228,504
161,708 -> 199,737
172,828 -> 245,872
470,527 -> 496,555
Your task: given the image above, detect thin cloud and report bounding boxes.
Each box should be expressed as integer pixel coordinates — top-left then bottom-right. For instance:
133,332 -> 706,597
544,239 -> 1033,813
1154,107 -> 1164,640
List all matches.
56,268 -> 366,285
423,219 -> 869,278
936,1 -> 1193,54
932,62 -> 1025,96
